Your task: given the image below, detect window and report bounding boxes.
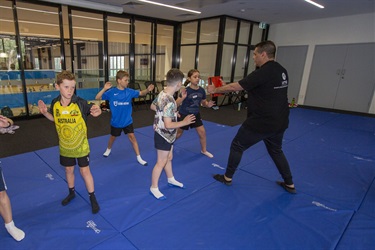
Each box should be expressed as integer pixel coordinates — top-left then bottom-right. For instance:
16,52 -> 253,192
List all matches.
107,16 -> 130,83
224,18 -> 237,43
109,56 -> 125,78
156,24 -> 173,81
200,19 -> 219,43
181,22 -> 197,44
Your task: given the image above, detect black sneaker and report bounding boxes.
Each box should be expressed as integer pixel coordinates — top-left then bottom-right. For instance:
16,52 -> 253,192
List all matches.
213,174 -> 232,186
61,193 -> 76,206
276,181 -> 297,194
90,195 -> 100,214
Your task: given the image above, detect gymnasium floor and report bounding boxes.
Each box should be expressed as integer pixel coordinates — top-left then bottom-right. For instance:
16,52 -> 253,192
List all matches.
1,108 -> 374,249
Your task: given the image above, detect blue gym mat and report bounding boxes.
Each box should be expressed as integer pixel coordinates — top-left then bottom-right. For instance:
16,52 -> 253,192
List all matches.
0,108 -> 374,249
336,212 -> 375,250
124,172 -> 354,250
284,108 -> 340,141
0,152 -> 122,249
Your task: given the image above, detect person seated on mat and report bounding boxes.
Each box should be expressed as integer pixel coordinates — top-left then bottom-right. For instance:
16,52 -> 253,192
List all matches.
38,70 -> 102,214
0,115 -> 25,241
95,70 -> 154,166
177,69 -> 215,158
207,41 -> 296,194
149,68 -> 196,200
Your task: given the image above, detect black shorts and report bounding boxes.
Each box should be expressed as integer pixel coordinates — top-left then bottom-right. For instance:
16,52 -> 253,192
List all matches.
178,112 -> 203,130
111,124 -> 134,136
60,155 -> 90,167
154,131 -> 173,151
0,167 -> 7,192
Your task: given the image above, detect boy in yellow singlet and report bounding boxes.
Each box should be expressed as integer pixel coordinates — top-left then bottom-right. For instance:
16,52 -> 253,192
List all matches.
38,70 -> 102,214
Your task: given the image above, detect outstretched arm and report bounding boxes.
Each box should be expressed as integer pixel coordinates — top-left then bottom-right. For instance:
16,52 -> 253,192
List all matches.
201,99 -> 215,108
207,80 -> 243,94
96,82 -> 112,100
90,104 -> 102,117
38,100 -> 54,122
139,83 -> 154,96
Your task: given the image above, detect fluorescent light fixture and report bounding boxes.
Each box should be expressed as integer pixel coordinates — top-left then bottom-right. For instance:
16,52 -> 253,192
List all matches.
137,0 -> 201,14
40,0 -> 123,14
304,0 -> 324,9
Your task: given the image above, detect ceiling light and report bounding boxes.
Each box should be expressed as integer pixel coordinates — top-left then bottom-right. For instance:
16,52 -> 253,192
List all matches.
304,0 -> 325,9
136,0 -> 201,14
40,0 -> 123,14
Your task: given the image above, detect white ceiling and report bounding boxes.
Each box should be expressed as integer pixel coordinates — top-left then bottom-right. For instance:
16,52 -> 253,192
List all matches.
54,0 -> 375,24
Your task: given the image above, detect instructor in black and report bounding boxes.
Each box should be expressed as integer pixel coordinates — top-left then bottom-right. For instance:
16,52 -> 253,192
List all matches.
207,40 -> 296,194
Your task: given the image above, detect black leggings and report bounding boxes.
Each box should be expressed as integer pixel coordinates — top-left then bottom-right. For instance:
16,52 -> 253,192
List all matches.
225,125 -> 293,185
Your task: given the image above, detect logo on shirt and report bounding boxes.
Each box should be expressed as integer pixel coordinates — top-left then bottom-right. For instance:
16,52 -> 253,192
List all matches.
113,101 -> 130,106
70,110 -> 79,116
274,72 -> 288,89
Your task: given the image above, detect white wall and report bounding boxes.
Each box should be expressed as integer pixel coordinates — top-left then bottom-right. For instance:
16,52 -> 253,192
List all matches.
268,12 -> 375,114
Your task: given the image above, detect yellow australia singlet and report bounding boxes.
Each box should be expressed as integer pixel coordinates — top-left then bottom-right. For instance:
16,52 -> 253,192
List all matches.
52,99 -> 90,158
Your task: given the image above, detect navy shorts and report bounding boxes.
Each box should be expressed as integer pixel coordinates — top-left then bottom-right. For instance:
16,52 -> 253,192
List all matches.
60,155 -> 90,168
111,124 -> 134,136
178,113 -> 202,130
154,131 -> 173,151
0,167 -> 7,191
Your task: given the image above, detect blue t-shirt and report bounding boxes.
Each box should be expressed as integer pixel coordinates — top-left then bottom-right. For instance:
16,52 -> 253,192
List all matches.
102,87 -> 139,128
179,86 -> 206,115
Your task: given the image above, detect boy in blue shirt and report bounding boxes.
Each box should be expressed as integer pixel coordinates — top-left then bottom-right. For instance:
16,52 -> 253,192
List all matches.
96,70 -> 154,165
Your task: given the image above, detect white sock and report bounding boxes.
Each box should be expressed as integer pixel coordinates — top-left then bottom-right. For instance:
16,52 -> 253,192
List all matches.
150,187 -> 165,199
201,150 -> 214,158
168,177 -> 184,188
103,148 -> 111,157
5,221 -> 25,242
137,155 -> 147,166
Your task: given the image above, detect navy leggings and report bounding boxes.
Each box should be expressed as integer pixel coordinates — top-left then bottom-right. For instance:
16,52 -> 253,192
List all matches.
225,125 -> 294,185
